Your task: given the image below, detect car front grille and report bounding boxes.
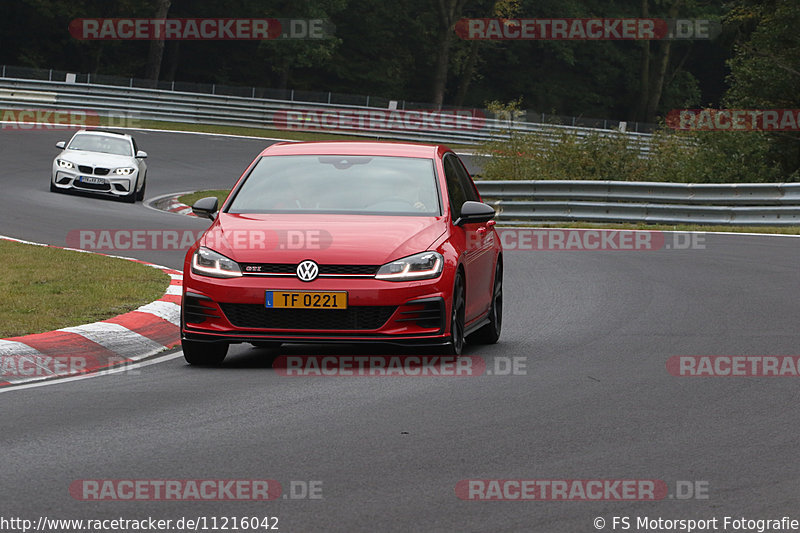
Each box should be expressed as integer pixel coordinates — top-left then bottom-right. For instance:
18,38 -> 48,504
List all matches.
183,293 -> 223,324
73,180 -> 111,191
219,303 -> 396,331
240,263 -> 380,277
395,299 -> 445,330
77,165 -> 111,175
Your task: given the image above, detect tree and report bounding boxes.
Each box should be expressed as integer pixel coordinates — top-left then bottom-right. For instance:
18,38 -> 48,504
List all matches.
431,0 -> 469,108
144,0 -> 171,82
724,0 -> 800,177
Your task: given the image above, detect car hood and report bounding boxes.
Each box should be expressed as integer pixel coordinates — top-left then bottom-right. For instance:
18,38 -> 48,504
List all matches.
202,213 -> 447,265
58,150 -> 134,168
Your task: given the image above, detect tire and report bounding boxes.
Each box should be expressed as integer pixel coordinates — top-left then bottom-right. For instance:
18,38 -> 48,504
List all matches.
468,261 -> 502,345
182,339 -> 228,366
442,271 -> 466,356
121,188 -> 136,203
135,175 -> 146,201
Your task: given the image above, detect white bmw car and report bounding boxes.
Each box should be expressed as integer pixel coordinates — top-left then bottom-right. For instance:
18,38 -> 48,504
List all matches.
51,130 -> 148,202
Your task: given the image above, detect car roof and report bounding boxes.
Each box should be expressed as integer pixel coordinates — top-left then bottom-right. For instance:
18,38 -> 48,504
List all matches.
73,129 -> 133,141
259,141 -> 445,158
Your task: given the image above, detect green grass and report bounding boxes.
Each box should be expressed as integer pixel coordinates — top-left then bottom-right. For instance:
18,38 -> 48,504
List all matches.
178,189 -> 231,208
0,240 -> 171,338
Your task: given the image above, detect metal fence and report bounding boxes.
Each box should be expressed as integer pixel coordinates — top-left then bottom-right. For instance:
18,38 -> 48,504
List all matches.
0,64 -> 657,132
476,181 -> 800,226
1,69 -> 794,226
0,75 -> 659,152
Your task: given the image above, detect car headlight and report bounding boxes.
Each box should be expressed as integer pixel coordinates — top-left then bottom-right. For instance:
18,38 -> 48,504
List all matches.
56,159 -> 74,169
191,247 -> 242,278
375,251 -> 443,281
115,167 -> 135,175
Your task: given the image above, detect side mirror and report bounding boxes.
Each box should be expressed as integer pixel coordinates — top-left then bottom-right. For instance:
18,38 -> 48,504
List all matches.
136,150 -> 148,159
192,197 -> 219,220
455,201 -> 495,226
55,141 -> 65,149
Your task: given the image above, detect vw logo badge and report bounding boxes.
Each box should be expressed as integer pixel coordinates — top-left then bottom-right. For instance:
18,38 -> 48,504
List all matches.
296,260 -> 319,282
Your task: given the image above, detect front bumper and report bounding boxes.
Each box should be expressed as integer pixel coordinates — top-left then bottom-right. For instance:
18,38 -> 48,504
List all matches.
181,273 -> 451,346
51,168 -> 137,197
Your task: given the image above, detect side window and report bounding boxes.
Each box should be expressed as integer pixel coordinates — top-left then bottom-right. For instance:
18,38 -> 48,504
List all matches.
453,156 -> 480,203
443,155 -> 467,218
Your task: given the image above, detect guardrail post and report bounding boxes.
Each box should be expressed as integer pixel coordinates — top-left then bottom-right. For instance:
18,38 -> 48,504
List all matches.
48,69 -> 52,81
290,90 -> 294,101
327,92 -> 331,104
171,80 -> 175,91
1,65 -> 4,78
212,84 -> 215,95
366,95 -> 370,107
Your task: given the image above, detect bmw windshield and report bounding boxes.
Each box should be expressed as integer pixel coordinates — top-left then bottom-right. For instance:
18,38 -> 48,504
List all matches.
226,155 -> 441,216
67,134 -> 133,156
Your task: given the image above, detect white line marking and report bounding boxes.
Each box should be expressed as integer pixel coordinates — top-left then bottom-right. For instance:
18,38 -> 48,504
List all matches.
0,351 -> 186,394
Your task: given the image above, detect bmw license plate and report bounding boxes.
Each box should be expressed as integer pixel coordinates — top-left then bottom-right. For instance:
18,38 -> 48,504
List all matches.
78,176 -> 106,185
266,291 -> 347,309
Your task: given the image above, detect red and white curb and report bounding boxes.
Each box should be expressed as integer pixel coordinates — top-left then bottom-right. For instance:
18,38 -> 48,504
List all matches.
164,194 -> 197,217
0,236 -> 182,388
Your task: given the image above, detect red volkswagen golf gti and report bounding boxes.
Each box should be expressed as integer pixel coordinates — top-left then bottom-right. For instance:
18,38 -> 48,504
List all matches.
181,141 -> 502,365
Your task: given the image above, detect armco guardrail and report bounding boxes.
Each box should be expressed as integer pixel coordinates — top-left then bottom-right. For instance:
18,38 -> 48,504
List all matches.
475,181 -> 800,226
0,76 -> 791,225
0,77 -> 657,152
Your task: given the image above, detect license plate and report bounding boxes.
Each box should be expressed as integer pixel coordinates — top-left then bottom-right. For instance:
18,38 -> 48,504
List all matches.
266,291 -> 347,309
78,176 -> 106,185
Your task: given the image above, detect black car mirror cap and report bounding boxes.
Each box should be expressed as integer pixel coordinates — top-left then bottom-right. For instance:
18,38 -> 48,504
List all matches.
455,201 -> 496,226
192,197 -> 219,220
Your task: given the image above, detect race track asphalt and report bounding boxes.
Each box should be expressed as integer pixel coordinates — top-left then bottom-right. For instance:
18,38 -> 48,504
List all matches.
1,128 -> 799,532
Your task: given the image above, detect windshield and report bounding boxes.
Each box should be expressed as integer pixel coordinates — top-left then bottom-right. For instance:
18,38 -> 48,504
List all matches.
226,155 -> 441,216
67,134 -> 133,156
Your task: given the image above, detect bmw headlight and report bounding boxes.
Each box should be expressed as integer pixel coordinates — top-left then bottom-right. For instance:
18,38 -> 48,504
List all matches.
375,251 -> 443,281
115,167 -> 135,175
191,247 -> 242,278
56,159 -> 74,169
